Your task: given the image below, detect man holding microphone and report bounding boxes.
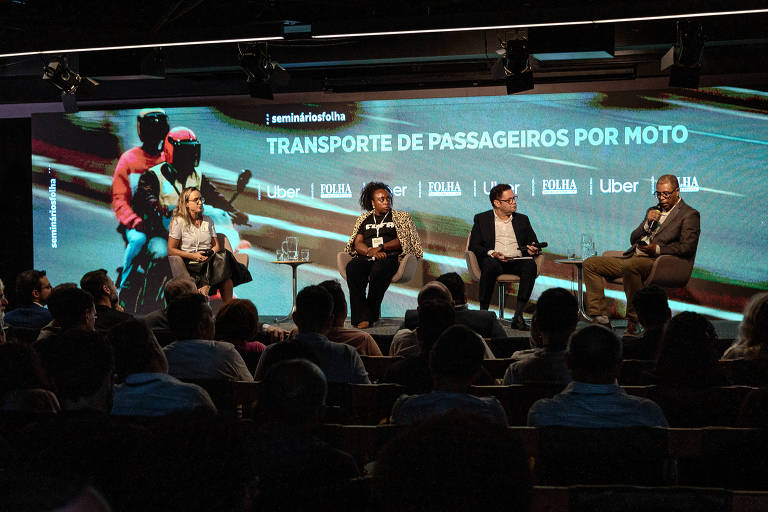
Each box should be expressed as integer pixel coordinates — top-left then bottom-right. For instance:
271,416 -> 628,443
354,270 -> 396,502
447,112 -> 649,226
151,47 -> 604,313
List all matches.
583,174 -> 700,336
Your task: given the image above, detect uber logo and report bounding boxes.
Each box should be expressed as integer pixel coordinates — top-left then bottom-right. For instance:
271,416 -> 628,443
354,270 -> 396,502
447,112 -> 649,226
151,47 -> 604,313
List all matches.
599,178 -> 639,194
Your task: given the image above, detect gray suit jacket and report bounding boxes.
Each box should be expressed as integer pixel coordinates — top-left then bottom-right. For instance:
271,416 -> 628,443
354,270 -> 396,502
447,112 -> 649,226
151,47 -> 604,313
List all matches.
624,199 -> 700,260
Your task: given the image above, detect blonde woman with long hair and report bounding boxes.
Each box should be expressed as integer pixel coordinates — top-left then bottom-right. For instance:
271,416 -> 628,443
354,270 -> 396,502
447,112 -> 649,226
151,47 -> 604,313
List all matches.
167,187 -> 251,303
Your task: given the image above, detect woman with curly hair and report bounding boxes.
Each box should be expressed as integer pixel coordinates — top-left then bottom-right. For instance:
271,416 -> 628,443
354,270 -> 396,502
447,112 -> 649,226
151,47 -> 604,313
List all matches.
343,182 -> 422,328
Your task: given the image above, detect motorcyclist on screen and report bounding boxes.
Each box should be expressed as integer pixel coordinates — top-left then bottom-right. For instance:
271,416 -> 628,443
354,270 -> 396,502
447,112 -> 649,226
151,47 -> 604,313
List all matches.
112,108 -> 169,293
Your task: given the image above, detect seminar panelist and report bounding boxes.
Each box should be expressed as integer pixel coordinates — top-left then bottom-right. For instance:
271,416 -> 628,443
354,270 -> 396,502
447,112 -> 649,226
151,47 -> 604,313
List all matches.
469,183 -> 541,331
344,182 -> 422,329
583,174 -> 700,337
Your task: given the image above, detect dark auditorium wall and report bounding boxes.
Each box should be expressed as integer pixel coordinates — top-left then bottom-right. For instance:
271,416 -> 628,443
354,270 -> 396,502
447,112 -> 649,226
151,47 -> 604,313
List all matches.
0,118 -> 33,305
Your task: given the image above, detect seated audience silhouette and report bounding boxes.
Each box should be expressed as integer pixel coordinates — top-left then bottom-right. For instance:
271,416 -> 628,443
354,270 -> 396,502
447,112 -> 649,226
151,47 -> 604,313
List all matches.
398,271 -> 506,339
623,285 -> 671,360
213,299 -> 266,373
382,300 -> 456,393
650,311 -> 728,387
4,269 -> 53,329
390,324 -> 507,425
34,286 -> 96,348
41,328 -> 115,413
373,411 -> 530,512
110,318 -> 216,416
80,269 -> 133,334
319,279 -> 382,356
723,291 -> 768,360
391,281 -> 494,358
254,285 -> 370,384
163,293 -> 253,381
142,277 -> 197,346
0,343 -> 60,413
503,287 -> 576,384
528,324 -> 668,427
247,359 -> 359,511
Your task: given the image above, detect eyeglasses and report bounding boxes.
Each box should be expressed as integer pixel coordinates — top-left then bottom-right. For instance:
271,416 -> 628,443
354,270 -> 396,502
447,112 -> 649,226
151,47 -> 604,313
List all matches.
654,189 -> 678,199
497,195 -> 518,204
188,197 -> 204,204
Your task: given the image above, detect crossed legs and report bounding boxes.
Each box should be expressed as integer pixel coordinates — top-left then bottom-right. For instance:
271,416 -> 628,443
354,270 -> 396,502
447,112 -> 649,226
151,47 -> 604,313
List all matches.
583,255 -> 655,323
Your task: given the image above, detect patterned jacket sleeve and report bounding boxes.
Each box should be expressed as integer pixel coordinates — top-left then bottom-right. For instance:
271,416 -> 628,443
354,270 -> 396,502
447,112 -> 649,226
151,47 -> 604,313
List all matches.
393,210 -> 423,258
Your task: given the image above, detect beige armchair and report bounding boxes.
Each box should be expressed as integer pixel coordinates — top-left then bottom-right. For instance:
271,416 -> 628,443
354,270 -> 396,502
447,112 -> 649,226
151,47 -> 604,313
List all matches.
600,250 -> 695,288
464,234 -> 544,319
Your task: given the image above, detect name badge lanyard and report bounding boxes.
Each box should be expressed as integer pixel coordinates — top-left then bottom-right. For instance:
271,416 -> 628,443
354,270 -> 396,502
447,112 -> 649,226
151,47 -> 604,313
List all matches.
373,210 -> 391,238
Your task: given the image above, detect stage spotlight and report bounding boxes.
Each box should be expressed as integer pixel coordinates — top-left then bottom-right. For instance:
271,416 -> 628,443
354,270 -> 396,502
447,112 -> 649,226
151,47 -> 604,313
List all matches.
42,58 -> 99,95
239,43 -> 288,100
492,40 -> 534,94
661,20 -> 704,88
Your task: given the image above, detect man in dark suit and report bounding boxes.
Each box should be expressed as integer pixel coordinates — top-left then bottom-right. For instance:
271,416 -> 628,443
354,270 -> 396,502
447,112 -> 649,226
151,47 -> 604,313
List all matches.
583,174 -> 700,337
400,272 -> 507,339
469,183 -> 541,330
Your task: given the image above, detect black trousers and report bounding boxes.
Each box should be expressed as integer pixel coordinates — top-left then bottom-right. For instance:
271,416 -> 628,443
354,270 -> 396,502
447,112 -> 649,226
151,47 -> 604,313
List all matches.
345,256 -> 399,325
478,257 -> 537,314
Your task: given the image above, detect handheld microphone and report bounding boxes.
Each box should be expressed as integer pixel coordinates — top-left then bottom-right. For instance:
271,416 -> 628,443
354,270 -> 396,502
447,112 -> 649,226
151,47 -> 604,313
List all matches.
647,204 -> 663,231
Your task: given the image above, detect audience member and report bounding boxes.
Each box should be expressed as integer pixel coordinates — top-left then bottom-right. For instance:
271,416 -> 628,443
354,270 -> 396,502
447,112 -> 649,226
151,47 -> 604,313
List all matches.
723,292 -> 768,360
391,281 -> 495,358
399,272 -> 506,339
390,324 -> 507,425
254,286 -> 369,384
528,324 -> 668,427
41,328 -> 115,412
142,277 -> 196,346
0,343 -> 60,413
213,298 -> 266,373
110,318 -> 216,416
247,359 -> 359,510
382,300 -> 456,393
4,269 -> 53,329
650,311 -> 728,387
163,293 -> 253,381
503,287 -> 576,384
80,269 -> 133,333
319,279 -> 382,355
624,285 -> 671,360
34,286 -> 95,346
373,411 -> 531,512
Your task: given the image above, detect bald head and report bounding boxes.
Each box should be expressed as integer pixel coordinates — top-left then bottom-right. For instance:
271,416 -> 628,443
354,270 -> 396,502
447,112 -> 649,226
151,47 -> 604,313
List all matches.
417,281 -> 452,306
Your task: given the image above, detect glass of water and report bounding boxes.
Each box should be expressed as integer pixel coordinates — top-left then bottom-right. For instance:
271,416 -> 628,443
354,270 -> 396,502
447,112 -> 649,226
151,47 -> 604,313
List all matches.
300,249 -> 310,261
284,237 -> 299,260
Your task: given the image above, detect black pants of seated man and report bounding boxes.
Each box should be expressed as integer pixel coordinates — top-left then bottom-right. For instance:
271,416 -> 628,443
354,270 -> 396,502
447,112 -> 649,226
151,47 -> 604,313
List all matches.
478,257 -> 537,317
346,255 -> 399,326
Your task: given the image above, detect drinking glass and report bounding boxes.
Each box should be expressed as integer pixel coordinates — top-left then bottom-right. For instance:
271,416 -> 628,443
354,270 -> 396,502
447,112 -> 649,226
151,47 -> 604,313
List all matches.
275,249 -> 284,261
581,233 -> 595,260
300,249 -> 310,261
285,237 -> 299,260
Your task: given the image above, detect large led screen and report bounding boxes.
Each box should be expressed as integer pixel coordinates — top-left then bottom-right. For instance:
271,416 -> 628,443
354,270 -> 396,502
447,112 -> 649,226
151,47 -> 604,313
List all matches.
32,88 -> 768,318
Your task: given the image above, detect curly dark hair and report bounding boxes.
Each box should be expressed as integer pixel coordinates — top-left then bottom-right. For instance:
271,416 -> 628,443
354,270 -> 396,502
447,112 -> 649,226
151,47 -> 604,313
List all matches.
359,181 -> 393,211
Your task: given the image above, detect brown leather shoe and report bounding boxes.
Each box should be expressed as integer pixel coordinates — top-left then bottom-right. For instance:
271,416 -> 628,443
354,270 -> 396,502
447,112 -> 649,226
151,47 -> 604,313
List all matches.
624,320 -> 642,338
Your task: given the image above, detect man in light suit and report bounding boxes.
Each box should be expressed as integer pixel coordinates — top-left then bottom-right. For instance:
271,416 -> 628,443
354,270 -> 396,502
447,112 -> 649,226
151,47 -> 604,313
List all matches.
583,174 -> 700,337
469,184 -> 541,331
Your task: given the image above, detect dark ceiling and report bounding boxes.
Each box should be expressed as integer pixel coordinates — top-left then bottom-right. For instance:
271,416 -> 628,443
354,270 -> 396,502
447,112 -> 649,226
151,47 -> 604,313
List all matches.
2,0 -> 768,103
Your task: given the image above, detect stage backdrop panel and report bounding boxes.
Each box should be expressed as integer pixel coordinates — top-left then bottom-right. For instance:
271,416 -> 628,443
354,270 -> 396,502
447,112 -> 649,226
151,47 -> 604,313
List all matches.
31,88 -> 768,317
